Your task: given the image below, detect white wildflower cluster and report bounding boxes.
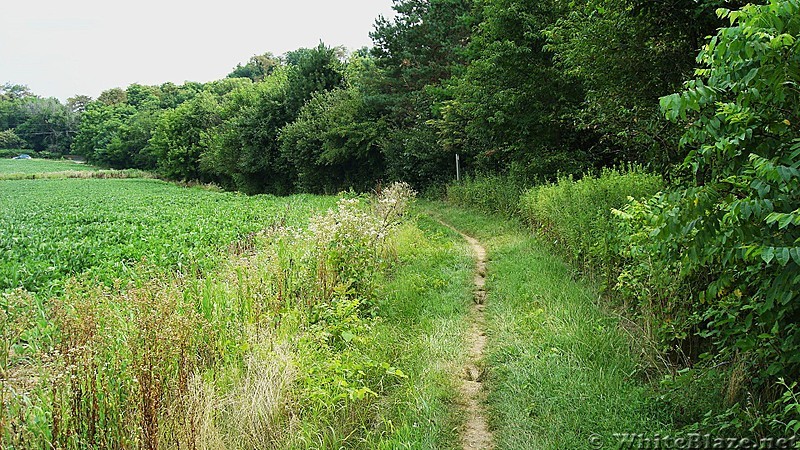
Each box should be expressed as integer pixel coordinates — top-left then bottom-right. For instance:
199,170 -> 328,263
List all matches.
264,223 -> 308,243
263,184 -> 417,298
318,184 -> 416,286
309,197 -> 384,248
375,182 -> 417,227
301,197 -> 382,291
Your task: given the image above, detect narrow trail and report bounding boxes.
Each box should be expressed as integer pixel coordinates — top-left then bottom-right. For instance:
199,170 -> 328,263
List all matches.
436,219 -> 494,450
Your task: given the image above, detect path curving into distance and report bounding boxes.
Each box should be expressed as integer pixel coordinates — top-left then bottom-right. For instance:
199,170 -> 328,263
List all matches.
437,219 -> 494,450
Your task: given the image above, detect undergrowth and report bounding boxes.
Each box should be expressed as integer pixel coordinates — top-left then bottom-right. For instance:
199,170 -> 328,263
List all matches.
446,174 -> 528,218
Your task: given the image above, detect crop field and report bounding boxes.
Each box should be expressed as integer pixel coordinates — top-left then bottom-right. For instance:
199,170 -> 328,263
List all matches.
0,178 -> 334,295
0,159 -> 98,176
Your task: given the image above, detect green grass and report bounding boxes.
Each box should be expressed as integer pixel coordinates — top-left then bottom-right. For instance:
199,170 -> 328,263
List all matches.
258,212 -> 476,449
446,174 -> 529,218
2,177 -> 682,449
520,169 -> 663,281
423,201 -> 676,449
0,158 -> 99,175
2,183 -> 477,449
355,214 -> 475,448
0,178 -> 334,295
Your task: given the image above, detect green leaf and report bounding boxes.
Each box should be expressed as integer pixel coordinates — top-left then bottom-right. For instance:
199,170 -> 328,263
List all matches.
776,247 -> 791,266
790,247 -> 800,265
762,246 -> 775,264
341,331 -> 355,343
779,214 -> 794,229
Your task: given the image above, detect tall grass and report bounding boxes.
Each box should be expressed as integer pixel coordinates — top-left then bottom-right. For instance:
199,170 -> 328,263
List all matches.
0,168 -> 153,181
520,168 -> 663,284
0,158 -> 99,175
446,175 -> 528,218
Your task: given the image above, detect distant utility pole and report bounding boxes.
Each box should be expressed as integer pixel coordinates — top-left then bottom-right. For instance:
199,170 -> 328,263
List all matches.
456,153 -> 461,181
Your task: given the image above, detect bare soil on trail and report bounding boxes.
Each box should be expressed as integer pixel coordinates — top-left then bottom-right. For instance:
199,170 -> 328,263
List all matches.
437,219 -> 494,450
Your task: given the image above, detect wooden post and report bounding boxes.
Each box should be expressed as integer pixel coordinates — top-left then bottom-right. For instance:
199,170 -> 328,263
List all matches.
456,153 -> 461,181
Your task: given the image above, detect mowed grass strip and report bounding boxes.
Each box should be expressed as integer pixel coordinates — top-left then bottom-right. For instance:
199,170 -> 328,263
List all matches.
0,158 -> 99,175
423,201 -> 674,450
356,214 -> 476,449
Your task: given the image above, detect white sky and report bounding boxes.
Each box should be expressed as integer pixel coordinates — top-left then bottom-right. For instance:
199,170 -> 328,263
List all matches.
0,1 -> 396,101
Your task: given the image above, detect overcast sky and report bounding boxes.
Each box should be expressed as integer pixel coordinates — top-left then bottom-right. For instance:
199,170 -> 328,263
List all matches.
0,1 -> 396,101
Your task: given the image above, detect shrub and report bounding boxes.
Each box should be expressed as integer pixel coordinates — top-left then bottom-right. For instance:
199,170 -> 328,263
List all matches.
520,168 -> 663,282
615,1 -> 800,436
653,0 -> 800,388
0,130 -> 27,149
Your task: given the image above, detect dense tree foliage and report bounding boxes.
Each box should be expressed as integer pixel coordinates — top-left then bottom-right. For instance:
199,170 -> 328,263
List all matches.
69,79 -> 252,169
71,102 -> 139,167
0,87 -> 79,155
545,0 -> 737,167
202,44 -> 345,193
369,0 -> 472,186
150,92 -> 222,180
657,0 -> 800,385
13,98 -> 78,152
280,87 -> 385,193
1,2 -> 746,181
438,0 -> 594,179
227,52 -> 281,82
50,0 -> 742,189
201,71 -> 295,193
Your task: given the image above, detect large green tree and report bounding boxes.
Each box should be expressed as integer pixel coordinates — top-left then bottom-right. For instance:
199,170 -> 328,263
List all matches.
369,0 -> 473,187
437,0 -> 597,180
0,83 -> 33,101
150,92 -> 222,180
227,52 -> 281,82
0,85 -> 77,154
14,98 -> 78,153
545,0 -> 749,170
280,87 -> 386,193
202,71 -> 295,193
204,44 -> 345,193
97,88 -> 127,106
71,102 -> 139,166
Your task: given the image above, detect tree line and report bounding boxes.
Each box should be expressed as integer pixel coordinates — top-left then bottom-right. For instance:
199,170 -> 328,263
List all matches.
2,0 -> 749,192
0,83 -> 84,156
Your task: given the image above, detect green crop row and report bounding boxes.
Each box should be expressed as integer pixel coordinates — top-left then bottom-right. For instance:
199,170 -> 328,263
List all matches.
0,178 -> 335,296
